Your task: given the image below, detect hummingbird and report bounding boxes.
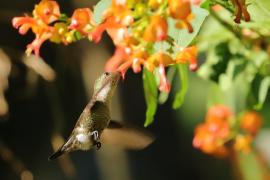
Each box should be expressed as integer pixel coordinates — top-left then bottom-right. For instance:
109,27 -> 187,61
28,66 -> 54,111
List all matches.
49,72 -> 155,160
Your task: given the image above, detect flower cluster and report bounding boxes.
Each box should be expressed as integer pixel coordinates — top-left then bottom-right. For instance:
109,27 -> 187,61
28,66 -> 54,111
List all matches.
12,0 -> 61,56
193,105 -> 262,157
12,0 -> 251,93
12,0 -> 94,56
12,0 -> 199,93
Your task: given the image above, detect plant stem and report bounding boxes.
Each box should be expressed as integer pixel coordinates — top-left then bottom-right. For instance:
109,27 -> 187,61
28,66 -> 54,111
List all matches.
254,148 -> 270,178
211,0 -> 234,13
229,149 -> 244,180
210,9 -> 242,39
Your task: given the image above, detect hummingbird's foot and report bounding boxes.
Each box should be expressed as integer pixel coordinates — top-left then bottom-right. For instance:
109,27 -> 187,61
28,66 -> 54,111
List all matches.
91,130 -> 101,150
91,130 -> 99,141
94,141 -> 102,150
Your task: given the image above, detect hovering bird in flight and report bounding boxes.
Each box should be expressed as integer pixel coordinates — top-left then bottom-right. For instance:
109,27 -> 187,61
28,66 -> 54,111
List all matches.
49,72 -> 154,160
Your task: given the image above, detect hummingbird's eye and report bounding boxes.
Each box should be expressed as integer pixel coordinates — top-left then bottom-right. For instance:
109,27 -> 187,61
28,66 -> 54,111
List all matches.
105,72 -> 110,76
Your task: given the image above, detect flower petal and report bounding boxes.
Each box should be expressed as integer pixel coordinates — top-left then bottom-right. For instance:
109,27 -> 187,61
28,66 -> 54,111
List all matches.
26,32 -> 52,56
158,64 -> 170,92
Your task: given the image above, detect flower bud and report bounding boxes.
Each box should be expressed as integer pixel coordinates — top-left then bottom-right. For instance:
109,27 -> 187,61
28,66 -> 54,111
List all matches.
69,8 -> 94,33
168,0 -> 191,20
143,16 -> 168,42
240,111 -> 262,135
206,105 -> 232,123
148,0 -> 164,10
34,0 -> 60,24
176,46 -> 198,70
234,135 -> 252,153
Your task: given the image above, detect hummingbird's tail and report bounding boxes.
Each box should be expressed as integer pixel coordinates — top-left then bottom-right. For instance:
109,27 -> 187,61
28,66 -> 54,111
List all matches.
48,137 -> 74,161
48,145 -> 66,160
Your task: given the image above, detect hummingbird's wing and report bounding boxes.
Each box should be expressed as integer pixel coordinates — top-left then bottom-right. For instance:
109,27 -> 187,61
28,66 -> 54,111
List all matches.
100,120 -> 155,150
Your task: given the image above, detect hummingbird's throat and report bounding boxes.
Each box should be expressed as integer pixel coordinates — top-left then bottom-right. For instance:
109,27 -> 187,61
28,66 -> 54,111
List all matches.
95,83 -> 116,103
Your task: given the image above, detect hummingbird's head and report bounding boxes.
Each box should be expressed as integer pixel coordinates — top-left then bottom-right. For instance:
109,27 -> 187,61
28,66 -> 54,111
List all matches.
93,72 -> 120,102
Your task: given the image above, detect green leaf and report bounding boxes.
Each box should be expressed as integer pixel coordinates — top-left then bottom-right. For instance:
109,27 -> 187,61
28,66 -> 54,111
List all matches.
168,6 -> 209,47
93,0 -> 111,24
153,68 -> 160,88
210,42 -> 232,82
200,0 -> 210,10
154,6 -> 209,53
197,15 -> 235,51
219,55 -> 247,91
199,42 -> 233,83
173,64 -> 188,109
143,68 -> 158,127
254,76 -> 270,110
249,0 -> 270,21
59,13 -> 69,22
74,31 -> 82,40
158,65 -> 177,104
230,57 -> 247,80
206,82 -> 225,107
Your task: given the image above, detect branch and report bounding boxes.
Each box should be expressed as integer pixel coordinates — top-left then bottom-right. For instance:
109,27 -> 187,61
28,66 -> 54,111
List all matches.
210,9 -> 242,39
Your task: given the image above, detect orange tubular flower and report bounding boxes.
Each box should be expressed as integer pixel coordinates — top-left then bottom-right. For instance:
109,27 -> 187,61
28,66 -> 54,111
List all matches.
26,31 -> 53,56
105,35 -> 141,77
168,0 -> 193,33
148,0 -> 165,10
89,0 -> 133,43
176,46 -> 198,71
105,46 -> 131,76
33,0 -> 60,24
12,0 -> 60,56
105,34 -> 141,77
130,50 -> 149,73
234,135 -> 252,153
107,27 -> 129,45
158,64 -> 171,92
12,17 -> 37,35
169,0 -> 191,19
89,17 -> 122,43
145,53 -> 174,92
145,52 -> 174,71
110,0 -> 133,26
193,105 -> 233,156
193,105 -> 262,156
143,15 -> 168,42
69,8 -> 95,35
106,48 -> 174,92
108,47 -> 148,78
206,105 -> 233,123
240,111 -> 262,135
193,121 -> 230,156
